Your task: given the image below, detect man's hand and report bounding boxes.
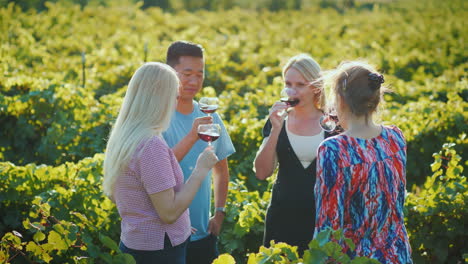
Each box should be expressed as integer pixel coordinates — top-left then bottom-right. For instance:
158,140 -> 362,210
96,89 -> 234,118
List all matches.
172,116 -> 213,162
207,211 -> 225,236
189,116 -> 213,139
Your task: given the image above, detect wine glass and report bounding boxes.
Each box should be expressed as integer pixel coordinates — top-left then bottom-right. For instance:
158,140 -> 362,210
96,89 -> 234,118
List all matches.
197,124 -> 221,146
319,109 -> 338,132
277,88 -> 299,116
199,97 -> 219,116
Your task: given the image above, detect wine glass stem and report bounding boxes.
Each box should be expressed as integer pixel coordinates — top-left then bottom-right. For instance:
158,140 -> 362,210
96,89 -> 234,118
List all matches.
208,141 -> 212,146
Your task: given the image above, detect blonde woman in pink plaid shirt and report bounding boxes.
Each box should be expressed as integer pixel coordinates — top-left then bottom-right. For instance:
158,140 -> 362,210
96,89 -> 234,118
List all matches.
103,62 -> 218,264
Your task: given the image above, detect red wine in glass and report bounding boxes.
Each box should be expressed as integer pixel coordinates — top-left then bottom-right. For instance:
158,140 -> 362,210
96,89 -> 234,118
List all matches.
280,98 -> 300,107
199,97 -> 219,116
277,88 -> 299,116
200,105 -> 218,114
198,132 -> 220,143
197,124 -> 221,146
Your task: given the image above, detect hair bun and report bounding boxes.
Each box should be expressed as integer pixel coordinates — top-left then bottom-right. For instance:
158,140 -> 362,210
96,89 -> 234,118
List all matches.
368,73 -> 384,90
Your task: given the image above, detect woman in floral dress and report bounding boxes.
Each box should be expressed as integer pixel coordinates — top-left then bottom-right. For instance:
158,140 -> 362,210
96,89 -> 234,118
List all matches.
314,61 -> 413,264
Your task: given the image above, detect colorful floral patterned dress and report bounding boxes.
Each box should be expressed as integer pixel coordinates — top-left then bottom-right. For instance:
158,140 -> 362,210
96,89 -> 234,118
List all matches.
314,126 -> 413,264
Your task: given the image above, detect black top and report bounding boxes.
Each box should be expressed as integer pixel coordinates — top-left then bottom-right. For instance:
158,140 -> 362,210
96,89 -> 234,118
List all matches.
262,118 -> 333,254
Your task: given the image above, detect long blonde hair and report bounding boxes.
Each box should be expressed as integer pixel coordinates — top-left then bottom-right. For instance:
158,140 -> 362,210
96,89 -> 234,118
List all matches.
103,62 -> 179,197
282,54 -> 325,111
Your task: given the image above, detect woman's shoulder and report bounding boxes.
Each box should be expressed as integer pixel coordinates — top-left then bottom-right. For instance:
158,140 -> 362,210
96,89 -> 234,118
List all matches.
322,125 -> 405,144
138,135 -> 169,155
262,118 -> 286,138
127,135 -> 169,172
382,125 -> 406,142
385,124 -> 404,134
319,133 -> 347,150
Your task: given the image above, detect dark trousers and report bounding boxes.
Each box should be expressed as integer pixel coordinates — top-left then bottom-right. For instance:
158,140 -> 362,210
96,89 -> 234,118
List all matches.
119,234 -> 189,264
186,234 -> 219,264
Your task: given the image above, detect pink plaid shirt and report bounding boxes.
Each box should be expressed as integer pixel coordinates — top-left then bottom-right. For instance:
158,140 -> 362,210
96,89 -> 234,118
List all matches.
114,136 -> 190,250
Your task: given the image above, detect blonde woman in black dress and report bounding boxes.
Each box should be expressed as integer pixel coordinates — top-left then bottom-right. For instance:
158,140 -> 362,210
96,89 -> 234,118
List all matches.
254,54 -> 332,254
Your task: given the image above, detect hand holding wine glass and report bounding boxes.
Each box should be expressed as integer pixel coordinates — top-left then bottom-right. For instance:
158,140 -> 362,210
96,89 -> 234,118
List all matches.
197,124 -> 221,146
199,97 -> 219,116
268,101 -> 288,130
195,146 -> 219,172
190,116 -> 213,140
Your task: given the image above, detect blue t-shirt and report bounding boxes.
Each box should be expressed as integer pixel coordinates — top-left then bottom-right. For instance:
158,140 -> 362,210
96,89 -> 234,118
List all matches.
162,101 -> 235,241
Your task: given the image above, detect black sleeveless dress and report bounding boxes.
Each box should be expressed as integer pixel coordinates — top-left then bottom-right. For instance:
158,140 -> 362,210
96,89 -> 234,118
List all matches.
262,119 -> 332,254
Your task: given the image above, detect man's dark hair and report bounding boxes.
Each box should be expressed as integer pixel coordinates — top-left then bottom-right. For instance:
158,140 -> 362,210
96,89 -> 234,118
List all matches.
166,41 -> 204,67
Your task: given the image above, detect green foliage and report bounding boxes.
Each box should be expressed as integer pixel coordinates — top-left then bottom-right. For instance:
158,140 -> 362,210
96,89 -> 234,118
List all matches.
0,155 -> 132,263
405,140 -> 468,264
303,229 -> 381,264
0,83 -> 117,165
214,229 -> 379,264
0,197 -> 134,264
219,180 -> 270,262
383,92 -> 468,186
1,0 -> 465,185
213,253 -> 236,264
247,241 -> 301,264
4,0 -> 311,12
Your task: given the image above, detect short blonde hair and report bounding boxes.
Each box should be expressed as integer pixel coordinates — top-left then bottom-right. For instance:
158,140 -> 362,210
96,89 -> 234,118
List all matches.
282,54 -> 325,110
103,62 -> 179,197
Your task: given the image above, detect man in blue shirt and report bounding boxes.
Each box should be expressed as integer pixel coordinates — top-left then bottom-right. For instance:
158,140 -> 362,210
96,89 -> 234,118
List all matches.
163,41 -> 235,264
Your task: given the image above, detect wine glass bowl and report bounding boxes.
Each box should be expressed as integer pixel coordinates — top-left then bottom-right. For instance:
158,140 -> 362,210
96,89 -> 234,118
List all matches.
319,110 -> 338,132
319,116 -> 337,132
278,88 -> 299,116
197,124 -> 221,145
199,97 -> 219,115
